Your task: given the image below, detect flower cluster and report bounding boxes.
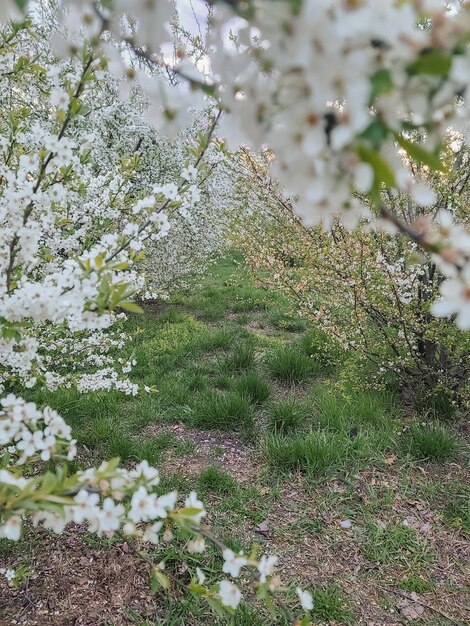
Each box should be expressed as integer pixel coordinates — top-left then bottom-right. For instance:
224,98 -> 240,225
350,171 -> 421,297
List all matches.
429,210 -> 470,329
3,0 -> 470,620
0,394 -> 76,466
0,398 -> 206,545
0,14 -> 232,396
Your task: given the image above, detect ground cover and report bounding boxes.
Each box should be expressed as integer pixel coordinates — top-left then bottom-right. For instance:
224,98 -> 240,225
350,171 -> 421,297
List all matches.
1,254 -> 469,626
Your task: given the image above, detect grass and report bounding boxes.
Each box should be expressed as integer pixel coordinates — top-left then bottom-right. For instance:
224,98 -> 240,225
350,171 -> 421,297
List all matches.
413,386 -> 457,421
220,342 -> 256,374
232,371 -> 271,404
309,584 -> 353,624
404,423 -> 458,461
198,466 -> 238,495
266,345 -> 317,384
264,431 -> 344,476
445,499 -> 470,532
313,384 -> 396,427
397,574 -> 436,593
363,522 -> 434,571
191,391 -> 254,432
267,398 -> 310,434
6,252 -> 469,626
299,327 -> 343,371
268,308 -> 307,332
289,513 -> 324,536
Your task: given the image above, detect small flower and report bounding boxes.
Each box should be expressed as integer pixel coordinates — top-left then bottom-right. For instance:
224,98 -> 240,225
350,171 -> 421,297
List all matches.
130,460 -> 160,486
181,165 -> 198,182
222,548 -> 247,578
143,521 -> 163,544
0,516 -> 22,541
257,554 -> 278,583
98,498 -> 124,533
183,491 -> 206,524
67,439 -> 77,460
296,587 -> 313,611
187,536 -> 205,553
217,580 -> 242,610
122,521 -> 137,536
1,568 -> 15,583
195,567 -> 206,585
50,86 -> 69,111
72,489 -> 100,524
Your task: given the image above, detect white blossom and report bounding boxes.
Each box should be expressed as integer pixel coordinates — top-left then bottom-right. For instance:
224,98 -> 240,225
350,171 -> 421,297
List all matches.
222,549 -> 248,578
217,580 -> 242,610
296,587 -> 314,612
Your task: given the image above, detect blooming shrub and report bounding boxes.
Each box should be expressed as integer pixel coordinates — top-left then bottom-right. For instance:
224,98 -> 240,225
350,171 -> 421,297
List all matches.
236,146 -> 470,411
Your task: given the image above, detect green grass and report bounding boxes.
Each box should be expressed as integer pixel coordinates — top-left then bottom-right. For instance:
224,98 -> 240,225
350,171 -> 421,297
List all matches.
413,385 -> 457,421
19,253 -> 463,478
191,391 -> 254,432
309,584 -> 353,623
299,327 -> 343,371
268,308 -> 307,332
397,574 -> 436,593
201,325 -> 237,350
8,252 -> 468,626
266,345 -> 317,384
363,522 -> 433,571
264,431 -> 343,476
198,466 -> 238,495
267,398 -> 310,434
404,424 -> 458,461
232,371 -> 271,404
313,384 -> 397,433
444,499 -> 470,532
288,514 -> 324,537
220,342 -> 256,374
136,434 -> 176,464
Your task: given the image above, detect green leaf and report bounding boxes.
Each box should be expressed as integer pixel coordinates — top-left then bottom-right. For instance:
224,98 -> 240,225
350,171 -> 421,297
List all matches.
14,0 -> 28,11
150,569 -> 159,595
357,146 -> 396,188
188,582 -> 207,595
359,121 -> 389,150
40,472 -> 58,494
173,506 -> 203,519
102,457 -> 121,472
408,52 -> 452,76
369,69 -> 393,103
150,568 -> 170,594
395,134 -> 444,171
70,99 -> 83,116
2,328 -> 22,342
207,598 -> 228,618
200,83 -> 216,96
119,301 -> 144,314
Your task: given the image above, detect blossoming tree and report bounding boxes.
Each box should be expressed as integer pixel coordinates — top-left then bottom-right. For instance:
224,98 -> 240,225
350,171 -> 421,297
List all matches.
2,0 -> 470,620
